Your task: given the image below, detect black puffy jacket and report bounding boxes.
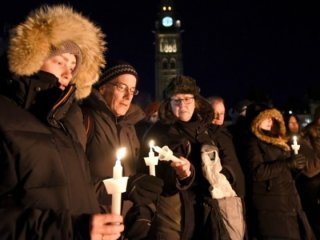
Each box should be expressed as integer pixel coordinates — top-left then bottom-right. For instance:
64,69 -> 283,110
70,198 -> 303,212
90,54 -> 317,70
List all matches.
0,74 -> 100,239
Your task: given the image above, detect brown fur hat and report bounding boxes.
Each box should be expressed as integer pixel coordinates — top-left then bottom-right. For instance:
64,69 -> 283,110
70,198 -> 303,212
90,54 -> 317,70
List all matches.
159,75 -> 213,124
251,108 -> 291,151
162,75 -> 200,100
7,5 -> 106,99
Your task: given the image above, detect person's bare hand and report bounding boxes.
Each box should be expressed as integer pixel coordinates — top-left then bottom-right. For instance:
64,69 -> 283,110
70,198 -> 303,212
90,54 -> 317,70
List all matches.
90,213 -> 124,240
170,156 -> 191,180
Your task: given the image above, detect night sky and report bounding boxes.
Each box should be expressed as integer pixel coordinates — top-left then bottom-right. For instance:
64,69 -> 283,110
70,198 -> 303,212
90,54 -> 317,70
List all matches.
1,0 -> 320,110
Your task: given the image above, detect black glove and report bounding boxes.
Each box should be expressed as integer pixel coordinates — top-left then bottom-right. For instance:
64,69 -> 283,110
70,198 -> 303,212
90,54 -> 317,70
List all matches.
287,154 -> 307,170
124,204 -> 156,240
124,174 -> 164,205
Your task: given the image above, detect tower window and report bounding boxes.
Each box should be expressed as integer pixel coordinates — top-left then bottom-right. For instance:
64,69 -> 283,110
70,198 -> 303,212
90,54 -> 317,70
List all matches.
162,58 -> 169,69
170,58 -> 176,69
159,38 -> 177,53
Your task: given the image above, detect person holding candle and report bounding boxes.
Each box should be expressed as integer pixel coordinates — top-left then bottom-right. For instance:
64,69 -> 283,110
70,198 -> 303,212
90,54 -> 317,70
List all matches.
294,108 -> 320,238
284,113 -> 302,155
0,4 -> 124,239
284,113 -> 301,137
142,75 -> 233,239
245,104 -> 315,239
80,60 -> 164,239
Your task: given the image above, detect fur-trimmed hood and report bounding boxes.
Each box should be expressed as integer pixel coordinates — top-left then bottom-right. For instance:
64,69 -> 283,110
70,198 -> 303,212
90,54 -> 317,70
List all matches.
7,5 -> 106,99
251,108 -> 291,151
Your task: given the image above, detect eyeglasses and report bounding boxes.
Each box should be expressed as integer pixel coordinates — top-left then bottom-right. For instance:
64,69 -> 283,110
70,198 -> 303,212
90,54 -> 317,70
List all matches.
170,97 -> 194,105
109,82 -> 139,96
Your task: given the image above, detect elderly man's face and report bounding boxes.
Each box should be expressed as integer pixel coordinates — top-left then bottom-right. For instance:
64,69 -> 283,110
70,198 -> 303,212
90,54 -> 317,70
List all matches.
99,74 -> 137,116
212,101 -> 225,125
170,93 -> 195,122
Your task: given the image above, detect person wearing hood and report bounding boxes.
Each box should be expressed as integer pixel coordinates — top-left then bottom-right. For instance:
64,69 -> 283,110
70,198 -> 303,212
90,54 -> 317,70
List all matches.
141,75 -> 231,239
246,106 -> 315,239
0,4 -> 124,240
80,60 -> 164,239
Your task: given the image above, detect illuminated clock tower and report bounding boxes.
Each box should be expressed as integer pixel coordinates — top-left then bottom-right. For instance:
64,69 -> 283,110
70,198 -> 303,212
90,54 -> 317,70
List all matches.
154,0 -> 183,100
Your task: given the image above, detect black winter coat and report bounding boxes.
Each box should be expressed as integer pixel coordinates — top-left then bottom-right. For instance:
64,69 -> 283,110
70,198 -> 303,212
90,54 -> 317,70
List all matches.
0,75 -> 100,239
80,89 -> 145,216
81,89 -> 145,181
297,124 -> 320,238
208,124 -> 246,197
247,136 -> 314,239
142,96 -> 229,240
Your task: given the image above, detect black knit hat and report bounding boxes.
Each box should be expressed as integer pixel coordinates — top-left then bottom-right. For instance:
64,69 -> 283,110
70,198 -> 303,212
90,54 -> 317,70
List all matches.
163,75 -> 200,99
94,60 -> 138,88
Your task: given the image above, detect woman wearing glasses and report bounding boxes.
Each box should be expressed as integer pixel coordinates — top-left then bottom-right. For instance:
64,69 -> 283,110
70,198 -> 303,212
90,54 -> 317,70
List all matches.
80,60 -> 164,239
142,75 -> 231,240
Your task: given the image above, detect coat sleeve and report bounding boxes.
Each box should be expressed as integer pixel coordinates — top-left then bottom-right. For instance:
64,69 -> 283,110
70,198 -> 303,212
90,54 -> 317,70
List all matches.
300,136 -> 320,178
247,137 -> 289,181
0,141 -> 90,240
141,123 -> 195,195
215,128 -> 245,192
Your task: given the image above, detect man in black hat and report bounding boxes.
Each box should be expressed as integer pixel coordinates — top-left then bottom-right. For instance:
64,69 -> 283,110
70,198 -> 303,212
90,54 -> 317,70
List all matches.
80,60 -> 164,239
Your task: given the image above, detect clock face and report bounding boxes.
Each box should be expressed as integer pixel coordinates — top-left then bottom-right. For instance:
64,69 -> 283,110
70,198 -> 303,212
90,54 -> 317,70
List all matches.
162,16 -> 173,27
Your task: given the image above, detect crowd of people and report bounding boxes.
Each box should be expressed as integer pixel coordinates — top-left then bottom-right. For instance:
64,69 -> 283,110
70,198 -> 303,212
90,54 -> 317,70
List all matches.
0,4 -> 319,240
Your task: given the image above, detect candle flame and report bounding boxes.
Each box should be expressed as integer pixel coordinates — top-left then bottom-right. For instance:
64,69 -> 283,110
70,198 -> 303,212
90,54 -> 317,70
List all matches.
149,140 -> 155,148
116,147 -> 126,160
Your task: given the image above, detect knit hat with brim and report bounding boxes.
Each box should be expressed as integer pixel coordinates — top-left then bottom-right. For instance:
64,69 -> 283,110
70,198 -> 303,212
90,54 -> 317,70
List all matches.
94,60 -> 138,88
47,40 -> 82,76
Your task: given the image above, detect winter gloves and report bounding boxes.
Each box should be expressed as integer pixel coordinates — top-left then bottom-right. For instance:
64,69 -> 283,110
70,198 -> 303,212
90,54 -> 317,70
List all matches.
124,173 -> 164,205
124,204 -> 156,240
287,154 -> 307,170
123,174 -> 163,239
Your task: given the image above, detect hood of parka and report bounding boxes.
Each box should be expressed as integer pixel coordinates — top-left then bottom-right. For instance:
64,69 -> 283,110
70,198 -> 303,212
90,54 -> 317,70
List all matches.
251,108 -> 291,151
7,4 -> 106,99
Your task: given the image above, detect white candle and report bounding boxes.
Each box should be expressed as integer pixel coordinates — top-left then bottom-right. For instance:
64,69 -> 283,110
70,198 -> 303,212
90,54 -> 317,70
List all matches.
113,147 -> 125,179
149,140 -> 155,158
153,145 -> 182,163
144,140 -> 159,176
291,135 -> 300,155
112,147 -> 126,214
113,159 -> 122,179
293,136 -> 297,146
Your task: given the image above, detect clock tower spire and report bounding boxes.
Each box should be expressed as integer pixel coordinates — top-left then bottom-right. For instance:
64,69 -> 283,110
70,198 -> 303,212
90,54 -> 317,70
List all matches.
154,0 -> 183,100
